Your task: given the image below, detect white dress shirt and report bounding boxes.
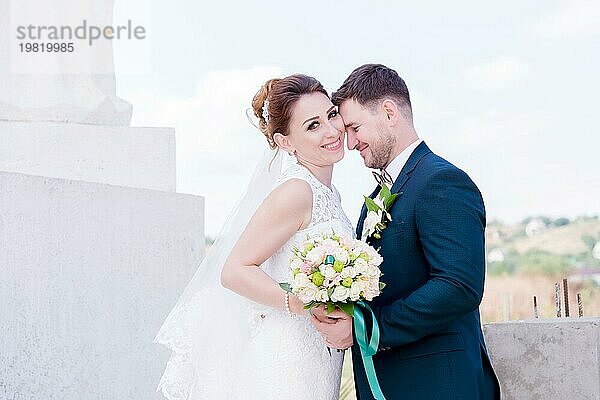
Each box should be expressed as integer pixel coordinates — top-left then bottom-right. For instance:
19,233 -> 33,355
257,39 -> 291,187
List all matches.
384,139 -> 423,182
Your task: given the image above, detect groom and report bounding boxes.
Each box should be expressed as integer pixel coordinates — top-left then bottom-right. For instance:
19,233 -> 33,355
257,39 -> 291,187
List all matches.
311,64 -> 500,399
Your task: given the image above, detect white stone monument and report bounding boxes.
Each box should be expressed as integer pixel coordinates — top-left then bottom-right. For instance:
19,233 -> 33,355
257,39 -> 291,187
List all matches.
0,0 -> 132,125
0,1 -> 204,399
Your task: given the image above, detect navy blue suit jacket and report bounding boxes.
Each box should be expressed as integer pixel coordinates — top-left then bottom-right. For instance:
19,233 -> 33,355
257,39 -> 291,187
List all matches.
352,142 -> 500,400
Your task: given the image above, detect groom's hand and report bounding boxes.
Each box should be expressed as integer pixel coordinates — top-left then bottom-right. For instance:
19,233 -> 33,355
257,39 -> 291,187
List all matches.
310,309 -> 354,350
310,304 -> 342,324
311,315 -> 353,349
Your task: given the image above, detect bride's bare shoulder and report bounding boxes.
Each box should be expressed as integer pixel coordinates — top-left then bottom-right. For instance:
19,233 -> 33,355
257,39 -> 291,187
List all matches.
267,178 -> 312,208
254,178 -> 312,230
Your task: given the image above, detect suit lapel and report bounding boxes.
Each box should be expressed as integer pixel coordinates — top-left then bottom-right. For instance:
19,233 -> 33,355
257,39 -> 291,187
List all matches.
390,171 -> 409,195
356,141 -> 432,239
390,141 -> 432,195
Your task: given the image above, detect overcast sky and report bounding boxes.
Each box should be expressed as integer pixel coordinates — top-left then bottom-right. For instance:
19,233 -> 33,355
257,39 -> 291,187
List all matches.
112,0 -> 600,237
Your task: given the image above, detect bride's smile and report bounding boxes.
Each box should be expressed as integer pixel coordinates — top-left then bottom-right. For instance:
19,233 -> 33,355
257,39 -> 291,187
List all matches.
321,137 -> 342,151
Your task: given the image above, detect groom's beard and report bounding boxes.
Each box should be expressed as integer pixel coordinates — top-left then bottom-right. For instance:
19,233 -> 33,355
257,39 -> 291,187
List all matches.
365,129 -> 396,170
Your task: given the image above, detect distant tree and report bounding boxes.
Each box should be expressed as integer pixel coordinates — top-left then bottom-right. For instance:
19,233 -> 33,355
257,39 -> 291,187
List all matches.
582,234 -> 597,252
523,216 -> 553,225
572,252 -> 600,268
487,260 -> 517,276
553,217 -> 570,227
487,249 -> 519,276
507,229 -> 527,242
575,215 -> 599,222
487,218 -> 505,227
521,217 -> 533,225
518,250 -> 572,277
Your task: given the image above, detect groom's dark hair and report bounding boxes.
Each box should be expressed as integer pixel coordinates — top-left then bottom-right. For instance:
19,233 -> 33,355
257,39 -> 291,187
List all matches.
332,64 -> 412,120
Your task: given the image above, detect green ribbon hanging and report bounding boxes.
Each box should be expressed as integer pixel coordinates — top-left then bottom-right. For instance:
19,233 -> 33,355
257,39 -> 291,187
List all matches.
354,301 -> 386,400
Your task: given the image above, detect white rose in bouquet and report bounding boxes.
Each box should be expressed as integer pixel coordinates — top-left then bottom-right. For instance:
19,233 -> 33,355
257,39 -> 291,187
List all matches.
316,289 -> 329,303
320,264 -> 336,280
331,285 -> 351,303
280,231 -> 386,318
297,282 -> 319,303
340,266 -> 357,279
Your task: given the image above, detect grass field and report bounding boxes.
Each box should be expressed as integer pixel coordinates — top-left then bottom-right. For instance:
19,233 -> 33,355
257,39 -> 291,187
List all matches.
482,274 -> 600,322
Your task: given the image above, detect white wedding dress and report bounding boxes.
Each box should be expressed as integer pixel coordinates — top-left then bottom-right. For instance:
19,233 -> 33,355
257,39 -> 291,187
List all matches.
155,157 -> 354,400
235,162 -> 354,400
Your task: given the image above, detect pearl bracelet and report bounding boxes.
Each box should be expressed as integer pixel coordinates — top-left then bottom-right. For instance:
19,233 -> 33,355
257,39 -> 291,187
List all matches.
284,292 -> 295,318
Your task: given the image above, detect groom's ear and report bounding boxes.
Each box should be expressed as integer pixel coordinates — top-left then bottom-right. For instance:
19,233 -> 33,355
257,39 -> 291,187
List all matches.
381,99 -> 400,126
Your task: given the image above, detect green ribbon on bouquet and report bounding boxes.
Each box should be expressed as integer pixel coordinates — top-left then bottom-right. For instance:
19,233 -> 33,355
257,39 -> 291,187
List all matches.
354,301 -> 386,400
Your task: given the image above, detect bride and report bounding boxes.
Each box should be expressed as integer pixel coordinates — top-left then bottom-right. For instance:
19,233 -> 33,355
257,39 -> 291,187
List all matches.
154,74 -> 354,399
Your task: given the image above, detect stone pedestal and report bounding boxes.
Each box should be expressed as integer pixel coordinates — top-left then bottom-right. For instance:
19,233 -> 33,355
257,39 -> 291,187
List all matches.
484,318 -> 600,400
0,121 -> 176,192
0,172 -> 204,399
0,0 -> 205,397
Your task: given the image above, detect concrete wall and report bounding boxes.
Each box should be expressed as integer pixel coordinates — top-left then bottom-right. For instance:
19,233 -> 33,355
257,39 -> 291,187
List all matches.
0,121 -> 176,192
484,318 -> 600,400
0,172 -> 204,399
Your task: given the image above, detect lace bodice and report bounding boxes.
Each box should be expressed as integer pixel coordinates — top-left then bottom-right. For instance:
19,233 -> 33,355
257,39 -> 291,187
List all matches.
259,162 -> 354,283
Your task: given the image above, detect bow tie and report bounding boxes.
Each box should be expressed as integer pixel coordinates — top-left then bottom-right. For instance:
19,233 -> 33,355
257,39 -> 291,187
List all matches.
372,169 -> 393,186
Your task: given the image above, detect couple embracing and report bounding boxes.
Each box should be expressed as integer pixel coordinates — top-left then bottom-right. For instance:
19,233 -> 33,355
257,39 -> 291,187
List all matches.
154,64 -> 500,400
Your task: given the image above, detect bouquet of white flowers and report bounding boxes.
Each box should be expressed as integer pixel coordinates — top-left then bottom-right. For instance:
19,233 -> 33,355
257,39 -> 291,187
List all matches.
280,231 -> 385,317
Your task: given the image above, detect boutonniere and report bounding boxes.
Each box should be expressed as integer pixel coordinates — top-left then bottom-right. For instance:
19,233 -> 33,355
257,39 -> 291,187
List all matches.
362,183 -> 398,240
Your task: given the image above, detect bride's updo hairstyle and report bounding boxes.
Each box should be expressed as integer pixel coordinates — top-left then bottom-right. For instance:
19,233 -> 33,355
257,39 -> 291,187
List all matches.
252,74 -> 328,149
